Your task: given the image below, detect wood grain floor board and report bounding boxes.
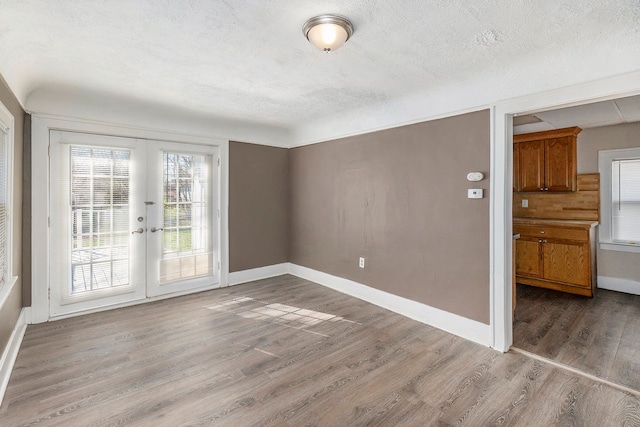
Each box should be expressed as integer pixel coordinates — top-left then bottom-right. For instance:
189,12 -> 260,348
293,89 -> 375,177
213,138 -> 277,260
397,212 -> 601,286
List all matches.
514,283 -> 640,393
2,275 -> 640,426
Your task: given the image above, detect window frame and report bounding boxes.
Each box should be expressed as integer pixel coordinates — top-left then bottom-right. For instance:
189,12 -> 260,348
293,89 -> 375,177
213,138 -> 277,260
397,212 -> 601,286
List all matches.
599,147 -> 640,254
0,99 -> 15,293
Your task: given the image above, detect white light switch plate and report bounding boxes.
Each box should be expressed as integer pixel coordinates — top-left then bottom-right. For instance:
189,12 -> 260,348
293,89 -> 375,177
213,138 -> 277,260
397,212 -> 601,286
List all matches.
468,189 -> 483,199
522,199 -> 528,208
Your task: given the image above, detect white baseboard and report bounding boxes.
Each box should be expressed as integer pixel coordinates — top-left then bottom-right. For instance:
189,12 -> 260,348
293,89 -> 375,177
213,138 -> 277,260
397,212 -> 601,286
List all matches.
598,276 -> 640,295
287,263 -> 492,347
0,308 -> 28,406
228,263 -> 289,286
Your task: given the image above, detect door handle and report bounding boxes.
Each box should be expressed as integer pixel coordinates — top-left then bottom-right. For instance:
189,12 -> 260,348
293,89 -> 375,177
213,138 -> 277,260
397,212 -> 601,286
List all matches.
150,227 -> 164,233
131,228 -> 144,234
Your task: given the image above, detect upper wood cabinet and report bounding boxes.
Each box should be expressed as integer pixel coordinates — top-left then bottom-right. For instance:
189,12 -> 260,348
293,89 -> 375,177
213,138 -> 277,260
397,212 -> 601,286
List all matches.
514,127 -> 581,192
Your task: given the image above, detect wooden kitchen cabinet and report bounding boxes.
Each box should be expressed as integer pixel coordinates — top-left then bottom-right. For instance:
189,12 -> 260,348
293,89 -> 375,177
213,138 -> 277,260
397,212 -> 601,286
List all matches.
513,218 -> 597,297
514,127 -> 581,192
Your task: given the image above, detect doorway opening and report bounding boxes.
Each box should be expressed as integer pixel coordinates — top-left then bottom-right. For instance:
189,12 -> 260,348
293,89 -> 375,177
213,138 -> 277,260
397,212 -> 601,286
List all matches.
510,94 -> 640,391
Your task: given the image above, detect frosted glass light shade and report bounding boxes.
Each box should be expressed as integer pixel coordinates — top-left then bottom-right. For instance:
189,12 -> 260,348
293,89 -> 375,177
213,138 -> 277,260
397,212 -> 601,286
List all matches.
303,15 -> 354,53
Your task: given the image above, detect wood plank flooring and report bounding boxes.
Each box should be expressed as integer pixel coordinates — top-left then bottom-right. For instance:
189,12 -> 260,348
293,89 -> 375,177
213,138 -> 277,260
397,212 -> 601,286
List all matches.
1,275 -> 639,426
513,283 -> 640,392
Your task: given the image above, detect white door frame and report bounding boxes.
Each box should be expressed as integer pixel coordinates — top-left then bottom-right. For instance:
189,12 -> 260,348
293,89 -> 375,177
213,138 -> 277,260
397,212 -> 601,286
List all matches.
145,140 -> 220,297
31,115 -> 229,323
490,70 -> 640,352
49,131 -> 149,316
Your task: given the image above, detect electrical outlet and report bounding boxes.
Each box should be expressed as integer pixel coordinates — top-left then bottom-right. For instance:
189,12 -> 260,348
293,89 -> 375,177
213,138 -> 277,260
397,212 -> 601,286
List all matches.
359,257 -> 365,268
522,199 -> 528,208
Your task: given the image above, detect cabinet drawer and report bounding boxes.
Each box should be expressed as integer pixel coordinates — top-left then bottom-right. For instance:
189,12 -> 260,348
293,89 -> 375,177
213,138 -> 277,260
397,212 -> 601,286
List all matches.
514,224 -> 588,242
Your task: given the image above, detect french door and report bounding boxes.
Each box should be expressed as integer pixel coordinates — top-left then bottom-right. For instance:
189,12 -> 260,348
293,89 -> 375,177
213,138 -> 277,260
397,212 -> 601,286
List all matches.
49,131 -> 219,316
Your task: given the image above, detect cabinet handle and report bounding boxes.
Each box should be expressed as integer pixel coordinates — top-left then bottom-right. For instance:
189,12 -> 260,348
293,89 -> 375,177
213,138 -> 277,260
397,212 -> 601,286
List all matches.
544,187 -> 549,191
539,188 -> 544,191
539,239 -> 542,243
540,231 -> 545,234
543,239 -> 547,243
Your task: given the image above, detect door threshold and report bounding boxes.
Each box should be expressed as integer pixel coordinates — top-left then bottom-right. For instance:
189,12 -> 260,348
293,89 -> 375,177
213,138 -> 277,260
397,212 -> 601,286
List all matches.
509,346 -> 640,397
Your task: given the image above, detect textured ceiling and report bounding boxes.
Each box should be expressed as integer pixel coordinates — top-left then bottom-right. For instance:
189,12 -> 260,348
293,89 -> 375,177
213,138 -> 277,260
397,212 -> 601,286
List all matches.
0,0 -> 639,135
514,94 -> 640,134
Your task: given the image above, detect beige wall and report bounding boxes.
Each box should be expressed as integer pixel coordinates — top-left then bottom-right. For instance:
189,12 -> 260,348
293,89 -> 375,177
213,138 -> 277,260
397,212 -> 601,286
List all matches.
229,141 -> 289,272
577,122 -> 640,174
290,110 -> 491,324
577,122 -> 640,283
0,75 -> 24,356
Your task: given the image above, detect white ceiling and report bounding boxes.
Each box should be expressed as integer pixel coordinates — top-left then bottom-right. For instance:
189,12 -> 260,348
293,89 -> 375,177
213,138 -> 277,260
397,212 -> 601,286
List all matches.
513,95 -> 640,134
1,1 -> 639,143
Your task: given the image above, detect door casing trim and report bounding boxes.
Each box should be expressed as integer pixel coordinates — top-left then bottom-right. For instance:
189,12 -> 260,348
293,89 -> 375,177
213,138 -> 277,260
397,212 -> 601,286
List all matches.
31,115 -> 230,323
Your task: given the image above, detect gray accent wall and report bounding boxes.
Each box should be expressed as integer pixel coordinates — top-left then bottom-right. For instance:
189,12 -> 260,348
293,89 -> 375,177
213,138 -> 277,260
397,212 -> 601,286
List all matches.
577,122 -> 640,283
289,110 -> 491,324
0,76 -> 25,356
229,141 -> 289,272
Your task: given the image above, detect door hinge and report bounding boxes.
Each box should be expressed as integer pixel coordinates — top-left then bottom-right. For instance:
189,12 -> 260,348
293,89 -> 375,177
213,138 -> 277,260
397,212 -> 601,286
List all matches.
48,288 -> 51,299
48,144 -> 51,157
47,217 -> 50,227
217,158 -> 220,166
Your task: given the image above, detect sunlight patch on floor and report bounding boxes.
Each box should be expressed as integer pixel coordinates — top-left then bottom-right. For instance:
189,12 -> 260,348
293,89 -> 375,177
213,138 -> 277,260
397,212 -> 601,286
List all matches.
204,297 -> 358,332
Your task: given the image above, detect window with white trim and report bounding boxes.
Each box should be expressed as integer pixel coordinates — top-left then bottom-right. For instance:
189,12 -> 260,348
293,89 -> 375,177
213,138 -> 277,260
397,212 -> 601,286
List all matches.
0,107 -> 12,289
599,147 -> 640,253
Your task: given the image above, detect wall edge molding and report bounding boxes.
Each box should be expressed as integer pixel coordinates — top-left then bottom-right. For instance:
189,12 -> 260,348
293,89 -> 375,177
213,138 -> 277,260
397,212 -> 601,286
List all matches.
228,263 -> 290,286
598,276 -> 640,295
287,263 -> 492,347
0,307 -> 28,406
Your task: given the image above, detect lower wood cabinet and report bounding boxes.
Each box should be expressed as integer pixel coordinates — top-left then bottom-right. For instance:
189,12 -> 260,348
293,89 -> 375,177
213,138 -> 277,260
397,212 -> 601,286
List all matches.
514,218 -> 598,297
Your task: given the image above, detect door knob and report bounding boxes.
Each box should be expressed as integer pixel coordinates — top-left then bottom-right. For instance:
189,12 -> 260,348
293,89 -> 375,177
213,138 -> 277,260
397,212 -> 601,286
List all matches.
150,227 -> 164,233
131,228 -> 144,234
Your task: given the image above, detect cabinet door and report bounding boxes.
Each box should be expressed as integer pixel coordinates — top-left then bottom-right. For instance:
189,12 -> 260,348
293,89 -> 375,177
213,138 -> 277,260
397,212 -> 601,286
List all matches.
513,142 -> 520,191
518,141 -> 545,192
515,237 -> 543,278
542,240 -> 590,287
545,137 -> 576,191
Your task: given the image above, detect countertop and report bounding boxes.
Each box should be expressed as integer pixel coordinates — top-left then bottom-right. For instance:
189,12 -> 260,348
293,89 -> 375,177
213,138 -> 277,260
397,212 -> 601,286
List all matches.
513,217 -> 599,228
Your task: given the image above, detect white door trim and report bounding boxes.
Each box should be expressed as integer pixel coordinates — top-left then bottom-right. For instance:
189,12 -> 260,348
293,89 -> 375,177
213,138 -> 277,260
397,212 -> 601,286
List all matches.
31,115 -> 230,323
49,131 -> 148,315
490,70 -> 640,352
145,140 -> 220,297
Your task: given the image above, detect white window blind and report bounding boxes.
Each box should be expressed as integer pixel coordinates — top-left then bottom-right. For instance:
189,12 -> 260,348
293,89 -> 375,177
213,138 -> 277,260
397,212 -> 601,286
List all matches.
611,158 -> 640,243
0,124 -> 8,286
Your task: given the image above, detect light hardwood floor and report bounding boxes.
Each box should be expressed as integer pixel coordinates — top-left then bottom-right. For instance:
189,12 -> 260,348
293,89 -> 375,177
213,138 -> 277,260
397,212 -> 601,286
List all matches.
1,275 -> 639,426
513,282 -> 640,393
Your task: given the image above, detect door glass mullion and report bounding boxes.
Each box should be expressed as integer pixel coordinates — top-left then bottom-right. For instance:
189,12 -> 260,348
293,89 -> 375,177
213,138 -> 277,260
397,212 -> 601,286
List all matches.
69,146 -> 132,297
159,150 -> 212,284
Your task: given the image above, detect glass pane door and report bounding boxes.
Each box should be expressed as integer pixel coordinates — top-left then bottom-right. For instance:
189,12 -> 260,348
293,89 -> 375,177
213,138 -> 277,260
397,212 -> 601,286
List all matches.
146,141 -> 219,297
50,132 -> 147,316
50,132 -> 220,316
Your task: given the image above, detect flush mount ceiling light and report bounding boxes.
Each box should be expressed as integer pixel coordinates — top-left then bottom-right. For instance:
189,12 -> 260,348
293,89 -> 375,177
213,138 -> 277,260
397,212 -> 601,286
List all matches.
302,14 -> 354,53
